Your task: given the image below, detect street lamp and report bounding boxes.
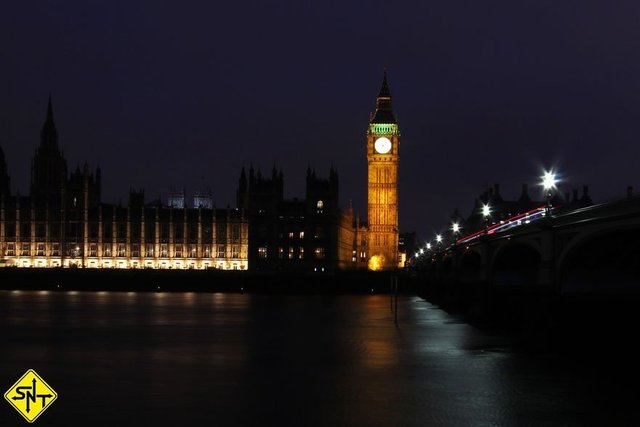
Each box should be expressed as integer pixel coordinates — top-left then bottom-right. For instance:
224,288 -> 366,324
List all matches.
542,170 -> 557,215
451,222 -> 460,245
426,243 -> 432,251
482,203 -> 491,232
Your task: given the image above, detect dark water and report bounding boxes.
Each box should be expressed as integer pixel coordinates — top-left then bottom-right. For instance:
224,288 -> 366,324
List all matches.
0,291 -> 636,426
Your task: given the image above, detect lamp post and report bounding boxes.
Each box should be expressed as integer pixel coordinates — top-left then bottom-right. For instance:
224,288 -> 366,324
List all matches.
542,170 -> 557,216
451,222 -> 460,244
482,203 -> 491,233
435,234 -> 442,251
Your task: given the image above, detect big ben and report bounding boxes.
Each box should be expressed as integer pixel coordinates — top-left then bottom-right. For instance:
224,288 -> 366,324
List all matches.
367,70 -> 399,270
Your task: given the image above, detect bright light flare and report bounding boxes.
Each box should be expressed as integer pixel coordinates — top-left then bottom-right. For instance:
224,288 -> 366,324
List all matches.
451,222 -> 460,233
368,255 -> 384,271
542,170 -> 557,190
435,234 -> 442,243
482,204 -> 491,217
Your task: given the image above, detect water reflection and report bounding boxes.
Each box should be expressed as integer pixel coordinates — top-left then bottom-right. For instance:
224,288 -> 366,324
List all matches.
0,291 -> 633,426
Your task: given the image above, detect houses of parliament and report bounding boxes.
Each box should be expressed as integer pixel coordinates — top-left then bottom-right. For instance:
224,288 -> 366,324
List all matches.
0,73 -> 402,271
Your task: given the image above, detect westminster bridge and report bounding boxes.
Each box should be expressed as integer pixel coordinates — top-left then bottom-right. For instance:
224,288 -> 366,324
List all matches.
413,195 -> 640,326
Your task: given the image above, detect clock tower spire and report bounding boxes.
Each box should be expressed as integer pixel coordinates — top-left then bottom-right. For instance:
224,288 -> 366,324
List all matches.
366,70 -> 400,270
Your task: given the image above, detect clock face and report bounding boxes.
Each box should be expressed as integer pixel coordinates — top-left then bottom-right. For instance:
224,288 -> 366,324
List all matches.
374,137 -> 392,154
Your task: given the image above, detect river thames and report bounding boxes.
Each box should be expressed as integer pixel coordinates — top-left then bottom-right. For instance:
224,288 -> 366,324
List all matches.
0,290 -> 636,426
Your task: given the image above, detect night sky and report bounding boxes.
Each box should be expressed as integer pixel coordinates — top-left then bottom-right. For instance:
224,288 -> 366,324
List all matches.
2,1 -> 640,241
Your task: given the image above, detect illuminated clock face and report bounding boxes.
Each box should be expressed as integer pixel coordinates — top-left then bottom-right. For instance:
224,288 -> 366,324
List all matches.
374,137 -> 392,154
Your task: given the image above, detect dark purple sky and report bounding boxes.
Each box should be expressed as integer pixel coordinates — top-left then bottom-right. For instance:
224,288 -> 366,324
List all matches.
2,1 -> 640,241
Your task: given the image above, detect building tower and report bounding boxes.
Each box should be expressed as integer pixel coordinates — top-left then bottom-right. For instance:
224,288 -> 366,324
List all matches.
0,143 -> 10,197
366,70 -> 399,270
31,96 -> 68,207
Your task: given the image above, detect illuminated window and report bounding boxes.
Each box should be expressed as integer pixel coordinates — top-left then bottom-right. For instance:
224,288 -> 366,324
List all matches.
288,247 -> 294,259
288,232 -> 295,239
299,247 -> 304,259
278,247 -> 284,259
175,245 -> 183,257
7,243 -> 15,256
360,251 -> 366,261
217,245 -> 225,258
314,247 -> 325,259
316,200 -> 323,209
52,243 -> 60,256
103,244 -> 111,257
37,243 -> 45,256
160,244 -> 168,257
117,244 -> 126,257
232,245 -> 239,259
131,244 -> 140,257
203,245 -> 211,258
89,244 -> 97,257
145,244 -> 154,257
258,246 -> 267,259
189,245 -> 197,258
21,243 -> 29,256
299,231 -> 305,239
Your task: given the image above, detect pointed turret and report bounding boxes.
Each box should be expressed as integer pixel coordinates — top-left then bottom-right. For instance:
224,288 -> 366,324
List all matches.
40,95 -> 60,151
31,97 -> 68,206
378,69 -> 391,98
239,167 -> 247,193
370,69 -> 397,124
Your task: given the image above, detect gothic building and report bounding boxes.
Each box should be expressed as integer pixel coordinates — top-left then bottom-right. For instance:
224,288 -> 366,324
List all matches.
1,71 -> 404,272
237,70 -> 404,271
0,99 -> 248,269
237,165 -> 354,272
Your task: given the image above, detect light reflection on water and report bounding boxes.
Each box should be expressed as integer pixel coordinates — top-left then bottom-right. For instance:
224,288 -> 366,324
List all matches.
0,290 -> 633,426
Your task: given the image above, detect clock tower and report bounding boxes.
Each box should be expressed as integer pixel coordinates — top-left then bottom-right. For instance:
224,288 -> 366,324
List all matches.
367,70 -> 399,270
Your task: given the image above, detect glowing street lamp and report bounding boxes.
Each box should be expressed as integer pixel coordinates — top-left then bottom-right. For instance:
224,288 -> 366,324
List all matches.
426,243 -> 432,251
451,222 -> 460,235
482,203 -> 491,232
435,234 -> 442,243
542,170 -> 557,215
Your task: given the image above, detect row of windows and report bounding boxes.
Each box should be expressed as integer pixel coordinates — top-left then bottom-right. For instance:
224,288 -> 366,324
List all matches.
352,250 -> 367,262
257,246 -> 325,260
0,223 -> 244,241
278,229 -> 324,239
2,243 -> 241,259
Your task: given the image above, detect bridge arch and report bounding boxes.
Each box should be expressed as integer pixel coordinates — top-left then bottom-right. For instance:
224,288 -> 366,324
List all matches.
491,242 -> 541,286
559,225 -> 640,294
459,250 -> 482,283
441,255 -> 454,275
